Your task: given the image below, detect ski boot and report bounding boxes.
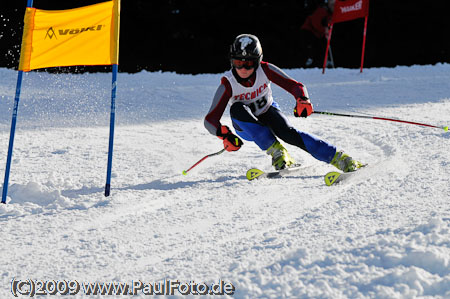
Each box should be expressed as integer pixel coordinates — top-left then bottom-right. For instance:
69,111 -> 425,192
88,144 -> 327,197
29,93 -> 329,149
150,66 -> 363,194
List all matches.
330,150 -> 363,173
266,141 -> 295,170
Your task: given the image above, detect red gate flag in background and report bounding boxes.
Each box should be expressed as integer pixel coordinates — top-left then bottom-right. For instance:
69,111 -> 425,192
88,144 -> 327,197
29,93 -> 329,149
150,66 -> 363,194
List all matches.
323,0 -> 370,73
332,0 -> 369,23
19,0 -> 120,72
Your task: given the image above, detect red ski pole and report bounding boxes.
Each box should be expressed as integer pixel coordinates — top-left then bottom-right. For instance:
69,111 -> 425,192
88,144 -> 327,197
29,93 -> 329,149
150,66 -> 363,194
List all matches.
182,149 -> 226,175
314,111 -> 448,132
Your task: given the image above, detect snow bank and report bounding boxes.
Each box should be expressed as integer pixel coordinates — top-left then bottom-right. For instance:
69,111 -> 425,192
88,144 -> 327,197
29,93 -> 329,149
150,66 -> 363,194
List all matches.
0,65 -> 449,298
7,182 -> 67,206
234,218 -> 450,298
0,181 -> 103,217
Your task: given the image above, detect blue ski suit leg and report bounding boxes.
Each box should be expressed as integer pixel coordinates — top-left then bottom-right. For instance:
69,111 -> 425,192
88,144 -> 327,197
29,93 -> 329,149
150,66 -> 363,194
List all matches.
230,102 -> 336,163
230,102 -> 277,150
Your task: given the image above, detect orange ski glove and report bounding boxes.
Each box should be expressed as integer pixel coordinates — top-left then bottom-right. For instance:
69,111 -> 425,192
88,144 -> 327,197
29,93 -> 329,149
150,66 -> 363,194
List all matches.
294,97 -> 313,118
217,125 -> 243,152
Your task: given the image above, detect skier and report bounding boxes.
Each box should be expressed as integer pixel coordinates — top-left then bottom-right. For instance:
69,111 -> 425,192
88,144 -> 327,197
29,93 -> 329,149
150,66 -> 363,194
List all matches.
204,33 -> 362,172
299,0 -> 335,67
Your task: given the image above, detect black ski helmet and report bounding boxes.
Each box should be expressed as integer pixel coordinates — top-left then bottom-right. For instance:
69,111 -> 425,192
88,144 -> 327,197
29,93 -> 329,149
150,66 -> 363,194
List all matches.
230,34 -> 263,67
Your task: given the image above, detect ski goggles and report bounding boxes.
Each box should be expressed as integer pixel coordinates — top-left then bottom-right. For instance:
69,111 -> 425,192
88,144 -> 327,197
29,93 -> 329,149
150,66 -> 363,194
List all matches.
231,59 -> 257,70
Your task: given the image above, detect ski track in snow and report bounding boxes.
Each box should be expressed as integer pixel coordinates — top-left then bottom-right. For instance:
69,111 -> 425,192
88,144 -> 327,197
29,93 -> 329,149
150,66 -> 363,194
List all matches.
0,65 -> 449,298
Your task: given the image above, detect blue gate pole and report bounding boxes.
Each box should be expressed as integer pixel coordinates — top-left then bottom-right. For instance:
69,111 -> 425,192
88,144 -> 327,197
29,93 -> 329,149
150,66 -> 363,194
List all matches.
2,0 -> 34,204
2,72 -> 24,204
104,64 -> 118,197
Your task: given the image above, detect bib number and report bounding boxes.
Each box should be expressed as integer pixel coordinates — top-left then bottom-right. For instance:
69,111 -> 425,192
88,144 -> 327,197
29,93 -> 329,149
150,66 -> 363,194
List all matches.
249,97 -> 268,114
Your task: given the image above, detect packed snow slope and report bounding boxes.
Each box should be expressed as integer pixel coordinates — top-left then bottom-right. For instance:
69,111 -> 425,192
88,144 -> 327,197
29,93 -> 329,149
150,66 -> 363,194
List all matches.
0,64 -> 449,298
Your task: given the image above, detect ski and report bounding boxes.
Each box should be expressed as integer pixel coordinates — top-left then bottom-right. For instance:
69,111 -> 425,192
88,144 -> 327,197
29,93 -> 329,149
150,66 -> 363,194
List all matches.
324,165 -> 368,186
324,171 -> 350,186
246,164 -> 305,180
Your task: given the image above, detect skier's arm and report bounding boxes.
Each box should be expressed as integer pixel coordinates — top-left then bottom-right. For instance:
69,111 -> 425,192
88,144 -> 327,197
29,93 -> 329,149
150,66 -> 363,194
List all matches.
204,78 -> 243,151
204,77 -> 232,135
260,62 -> 309,99
261,62 -> 313,117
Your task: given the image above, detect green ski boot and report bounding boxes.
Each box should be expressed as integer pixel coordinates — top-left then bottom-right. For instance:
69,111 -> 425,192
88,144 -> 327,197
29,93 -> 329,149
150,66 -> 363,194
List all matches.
266,141 -> 295,170
330,150 -> 363,173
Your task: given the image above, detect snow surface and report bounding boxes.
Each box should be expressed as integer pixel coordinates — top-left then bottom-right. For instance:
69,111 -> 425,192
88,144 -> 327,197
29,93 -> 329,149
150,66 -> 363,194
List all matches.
0,64 -> 449,298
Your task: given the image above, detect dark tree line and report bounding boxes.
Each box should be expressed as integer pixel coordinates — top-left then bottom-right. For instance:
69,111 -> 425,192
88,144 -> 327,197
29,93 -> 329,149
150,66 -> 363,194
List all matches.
1,0 -> 449,74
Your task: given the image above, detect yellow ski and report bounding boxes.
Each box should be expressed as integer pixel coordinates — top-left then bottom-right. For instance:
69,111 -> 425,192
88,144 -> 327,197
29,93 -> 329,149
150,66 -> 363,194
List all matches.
324,171 -> 343,186
246,164 -> 304,181
246,168 -> 265,180
325,164 -> 368,186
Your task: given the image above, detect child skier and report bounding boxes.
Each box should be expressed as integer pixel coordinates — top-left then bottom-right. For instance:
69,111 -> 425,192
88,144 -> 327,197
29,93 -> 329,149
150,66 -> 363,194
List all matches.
204,33 -> 362,172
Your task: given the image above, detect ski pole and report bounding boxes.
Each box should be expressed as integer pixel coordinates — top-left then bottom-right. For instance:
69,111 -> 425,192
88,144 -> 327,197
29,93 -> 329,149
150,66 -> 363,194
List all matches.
182,149 -> 226,175
314,111 -> 448,132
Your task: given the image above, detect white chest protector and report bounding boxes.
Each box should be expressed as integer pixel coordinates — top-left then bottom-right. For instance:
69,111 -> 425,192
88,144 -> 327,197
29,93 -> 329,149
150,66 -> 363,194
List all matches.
224,67 -> 273,116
